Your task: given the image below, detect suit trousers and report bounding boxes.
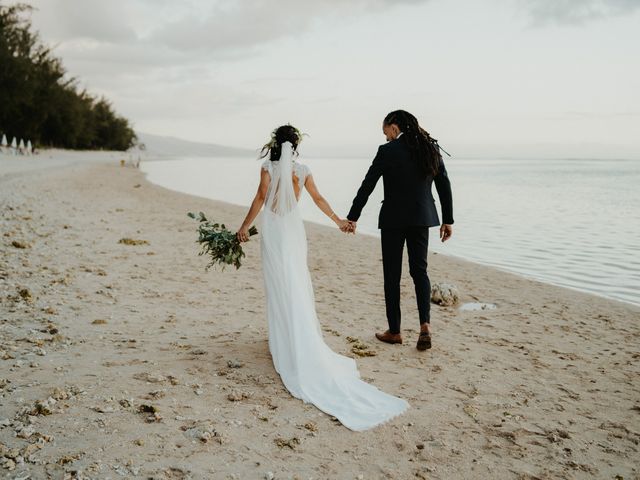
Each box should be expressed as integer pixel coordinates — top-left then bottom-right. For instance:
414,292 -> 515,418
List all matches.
380,226 -> 431,334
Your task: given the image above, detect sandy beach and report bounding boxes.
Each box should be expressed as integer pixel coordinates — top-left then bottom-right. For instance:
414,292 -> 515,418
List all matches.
1,152 -> 639,480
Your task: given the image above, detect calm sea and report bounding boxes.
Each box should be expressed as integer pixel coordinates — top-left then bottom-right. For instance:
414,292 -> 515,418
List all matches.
141,156 -> 640,306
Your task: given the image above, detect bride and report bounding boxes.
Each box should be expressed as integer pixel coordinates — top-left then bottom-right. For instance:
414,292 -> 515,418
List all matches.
236,124 -> 409,431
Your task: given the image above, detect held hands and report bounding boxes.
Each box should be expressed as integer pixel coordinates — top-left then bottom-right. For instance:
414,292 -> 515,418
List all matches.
329,212 -> 356,234
339,219 -> 356,234
440,224 -> 453,242
335,218 -> 349,233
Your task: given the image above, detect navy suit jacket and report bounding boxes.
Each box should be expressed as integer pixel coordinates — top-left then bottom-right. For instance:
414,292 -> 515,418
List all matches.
347,138 -> 454,229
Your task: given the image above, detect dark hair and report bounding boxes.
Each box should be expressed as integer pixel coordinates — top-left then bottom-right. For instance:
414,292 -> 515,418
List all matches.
259,124 -> 300,161
383,110 -> 443,177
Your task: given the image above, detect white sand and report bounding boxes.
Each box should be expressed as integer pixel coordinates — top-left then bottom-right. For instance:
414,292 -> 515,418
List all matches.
1,152 -> 638,479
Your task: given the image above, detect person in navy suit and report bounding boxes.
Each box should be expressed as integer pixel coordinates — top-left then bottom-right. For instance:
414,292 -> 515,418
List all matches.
344,109 -> 454,351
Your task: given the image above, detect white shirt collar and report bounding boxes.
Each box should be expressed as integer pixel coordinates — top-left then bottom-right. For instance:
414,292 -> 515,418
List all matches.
396,131 -> 404,139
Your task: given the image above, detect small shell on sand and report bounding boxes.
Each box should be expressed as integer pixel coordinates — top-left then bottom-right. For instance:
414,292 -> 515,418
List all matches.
459,302 -> 497,311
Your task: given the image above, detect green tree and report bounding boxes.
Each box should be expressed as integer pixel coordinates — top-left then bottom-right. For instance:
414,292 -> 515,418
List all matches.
0,2 -> 137,150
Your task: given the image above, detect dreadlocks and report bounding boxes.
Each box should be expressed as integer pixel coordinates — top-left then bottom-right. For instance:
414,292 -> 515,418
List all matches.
383,110 -> 443,177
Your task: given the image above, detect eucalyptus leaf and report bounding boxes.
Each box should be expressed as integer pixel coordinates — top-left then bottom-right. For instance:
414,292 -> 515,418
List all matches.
187,211 -> 259,271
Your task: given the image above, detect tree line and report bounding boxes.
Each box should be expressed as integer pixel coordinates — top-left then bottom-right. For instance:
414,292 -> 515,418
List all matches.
0,3 -> 137,151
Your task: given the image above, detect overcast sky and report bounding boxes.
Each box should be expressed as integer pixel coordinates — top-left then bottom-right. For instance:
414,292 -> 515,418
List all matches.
25,0 -> 640,158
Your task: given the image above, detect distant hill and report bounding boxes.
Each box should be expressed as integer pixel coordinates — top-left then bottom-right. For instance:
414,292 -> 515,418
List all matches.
137,132 -> 255,158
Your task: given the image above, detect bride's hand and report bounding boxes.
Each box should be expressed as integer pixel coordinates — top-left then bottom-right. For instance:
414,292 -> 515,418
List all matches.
237,226 -> 250,242
345,220 -> 356,234
337,219 -> 354,233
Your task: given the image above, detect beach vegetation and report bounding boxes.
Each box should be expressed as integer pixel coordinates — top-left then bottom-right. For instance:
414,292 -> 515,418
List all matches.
0,3 -> 137,151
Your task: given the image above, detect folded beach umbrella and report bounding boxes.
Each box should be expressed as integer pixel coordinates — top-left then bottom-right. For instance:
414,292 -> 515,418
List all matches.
1,134 -> 7,147
27,140 -> 33,153
19,139 -> 25,150
11,137 -> 17,148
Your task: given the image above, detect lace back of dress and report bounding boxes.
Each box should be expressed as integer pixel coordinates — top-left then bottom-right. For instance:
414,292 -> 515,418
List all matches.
265,141 -> 297,216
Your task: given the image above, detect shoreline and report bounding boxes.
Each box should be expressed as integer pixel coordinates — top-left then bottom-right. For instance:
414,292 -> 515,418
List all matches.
5,148 -> 634,308
1,154 -> 639,478
137,158 -> 640,309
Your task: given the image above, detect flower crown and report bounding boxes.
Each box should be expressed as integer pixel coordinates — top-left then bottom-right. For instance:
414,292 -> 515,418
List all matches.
263,124 -> 307,151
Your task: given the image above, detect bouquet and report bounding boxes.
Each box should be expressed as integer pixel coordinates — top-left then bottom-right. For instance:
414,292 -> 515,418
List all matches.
187,211 -> 258,270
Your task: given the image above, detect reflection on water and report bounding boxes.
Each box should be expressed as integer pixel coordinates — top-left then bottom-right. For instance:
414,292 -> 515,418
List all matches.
141,156 -> 640,306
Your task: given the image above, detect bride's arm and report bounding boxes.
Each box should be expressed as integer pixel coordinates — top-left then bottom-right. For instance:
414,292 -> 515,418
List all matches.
304,175 -> 348,229
237,169 -> 270,242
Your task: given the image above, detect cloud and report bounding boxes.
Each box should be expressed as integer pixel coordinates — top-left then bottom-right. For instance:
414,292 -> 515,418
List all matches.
29,0 -> 138,42
521,0 -> 640,25
564,110 -> 640,118
148,0 -> 428,53
26,0 -> 430,77
29,0 -> 429,55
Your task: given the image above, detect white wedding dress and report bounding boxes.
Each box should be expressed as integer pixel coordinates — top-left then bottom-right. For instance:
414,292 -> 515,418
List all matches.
259,141 -> 410,431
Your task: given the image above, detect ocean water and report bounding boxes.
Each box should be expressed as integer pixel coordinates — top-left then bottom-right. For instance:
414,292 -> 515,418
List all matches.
141,155 -> 640,306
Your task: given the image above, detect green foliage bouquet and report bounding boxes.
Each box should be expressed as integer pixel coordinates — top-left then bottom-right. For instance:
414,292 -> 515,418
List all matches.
187,211 -> 258,270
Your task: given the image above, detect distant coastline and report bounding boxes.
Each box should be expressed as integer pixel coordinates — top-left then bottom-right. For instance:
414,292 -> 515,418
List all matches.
136,132 -> 254,158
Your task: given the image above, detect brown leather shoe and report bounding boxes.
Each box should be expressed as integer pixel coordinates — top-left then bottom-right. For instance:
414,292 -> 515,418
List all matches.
416,330 -> 432,350
375,330 -> 403,344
